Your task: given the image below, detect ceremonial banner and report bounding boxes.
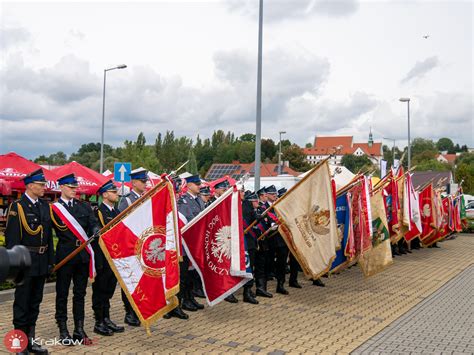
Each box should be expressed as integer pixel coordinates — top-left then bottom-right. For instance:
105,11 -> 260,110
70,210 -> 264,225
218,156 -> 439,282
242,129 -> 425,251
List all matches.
453,196 -> 462,232
274,161 -> 339,279
99,182 -> 180,332
423,193 -> 450,246
404,174 -> 422,242
330,193 -> 353,273
383,174 -> 402,243
349,176 -> 373,257
181,187 -> 251,306
397,174 -> 410,239
460,194 -> 468,229
359,188 -> 392,277
419,184 -> 437,244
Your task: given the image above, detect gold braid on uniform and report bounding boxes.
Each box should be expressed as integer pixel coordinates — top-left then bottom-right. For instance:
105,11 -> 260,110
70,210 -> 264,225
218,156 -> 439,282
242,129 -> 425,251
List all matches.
50,205 -> 68,231
97,210 -> 106,228
17,203 -> 43,235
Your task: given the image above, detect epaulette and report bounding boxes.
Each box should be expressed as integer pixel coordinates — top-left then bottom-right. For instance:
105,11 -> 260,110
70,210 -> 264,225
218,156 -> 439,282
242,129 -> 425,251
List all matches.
178,195 -> 187,204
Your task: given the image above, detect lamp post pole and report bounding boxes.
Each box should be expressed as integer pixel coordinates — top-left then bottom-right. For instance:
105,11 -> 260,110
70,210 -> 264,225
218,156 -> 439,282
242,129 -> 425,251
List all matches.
100,64 -> 127,173
254,0 -> 263,191
278,131 -> 286,175
399,97 -> 411,170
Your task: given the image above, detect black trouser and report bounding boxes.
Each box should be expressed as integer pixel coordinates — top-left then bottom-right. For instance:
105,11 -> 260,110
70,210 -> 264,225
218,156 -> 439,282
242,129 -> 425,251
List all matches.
245,248 -> 256,288
275,246 -> 288,282
92,263 -> 117,318
289,253 -> 300,283
178,256 -> 193,300
55,261 -> 89,322
13,274 -> 46,329
254,248 -> 267,281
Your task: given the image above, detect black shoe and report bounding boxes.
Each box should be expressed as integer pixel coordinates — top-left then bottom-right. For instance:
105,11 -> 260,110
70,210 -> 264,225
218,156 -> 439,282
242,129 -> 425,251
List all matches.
406,249 -> 412,253
124,312 -> 140,327
72,320 -> 93,345
104,318 -> 124,333
93,321 -> 113,336
256,288 -> 273,298
276,281 -> 289,295
27,326 -> 48,354
57,321 -> 74,346
312,279 -> 325,287
181,299 -> 198,312
168,306 -> 189,320
243,288 -> 259,304
433,243 -> 441,248
289,280 -> 302,288
224,294 -> 239,303
190,297 -> 205,310
192,288 -> 206,299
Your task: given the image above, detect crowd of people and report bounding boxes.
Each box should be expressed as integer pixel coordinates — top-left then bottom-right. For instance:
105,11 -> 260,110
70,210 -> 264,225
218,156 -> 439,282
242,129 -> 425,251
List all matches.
4,166 -> 451,354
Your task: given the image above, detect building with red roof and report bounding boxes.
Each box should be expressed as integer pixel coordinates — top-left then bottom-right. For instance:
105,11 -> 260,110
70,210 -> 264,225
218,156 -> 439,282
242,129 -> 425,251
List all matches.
303,132 -> 383,166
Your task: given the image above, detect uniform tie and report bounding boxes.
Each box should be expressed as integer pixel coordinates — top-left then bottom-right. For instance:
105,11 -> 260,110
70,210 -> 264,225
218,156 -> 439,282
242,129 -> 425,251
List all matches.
68,201 -> 73,209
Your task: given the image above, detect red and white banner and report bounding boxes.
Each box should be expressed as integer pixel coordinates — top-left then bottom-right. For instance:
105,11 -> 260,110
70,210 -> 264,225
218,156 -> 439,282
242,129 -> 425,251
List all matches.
404,174 -> 422,242
99,182 -> 180,331
51,202 -> 96,279
181,187 -> 251,306
419,184 -> 436,243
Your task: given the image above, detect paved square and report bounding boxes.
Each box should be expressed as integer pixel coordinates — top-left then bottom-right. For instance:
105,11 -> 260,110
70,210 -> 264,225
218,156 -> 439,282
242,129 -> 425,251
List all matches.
1,235 -> 472,354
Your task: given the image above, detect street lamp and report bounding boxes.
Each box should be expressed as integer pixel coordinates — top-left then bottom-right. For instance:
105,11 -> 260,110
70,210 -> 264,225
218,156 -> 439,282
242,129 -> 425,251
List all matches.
399,97 -> 411,170
254,0 -> 264,191
100,64 -> 127,173
278,131 -> 286,175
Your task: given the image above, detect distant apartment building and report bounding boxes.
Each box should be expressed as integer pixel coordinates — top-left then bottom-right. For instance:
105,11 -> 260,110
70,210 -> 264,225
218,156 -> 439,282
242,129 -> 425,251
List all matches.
303,133 -> 383,166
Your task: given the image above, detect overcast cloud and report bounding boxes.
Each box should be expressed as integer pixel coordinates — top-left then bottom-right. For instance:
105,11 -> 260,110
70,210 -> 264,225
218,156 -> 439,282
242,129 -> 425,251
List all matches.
0,0 -> 472,159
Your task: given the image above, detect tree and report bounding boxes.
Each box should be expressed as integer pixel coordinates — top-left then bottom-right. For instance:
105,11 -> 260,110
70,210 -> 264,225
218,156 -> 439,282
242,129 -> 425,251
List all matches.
282,144 -> 311,171
456,163 -> 474,195
305,143 -> 312,148
261,138 -> 277,160
239,133 -> 255,142
340,154 -> 372,173
187,148 -> 198,175
414,160 -> 451,172
436,138 -> 454,153
410,138 -> 437,157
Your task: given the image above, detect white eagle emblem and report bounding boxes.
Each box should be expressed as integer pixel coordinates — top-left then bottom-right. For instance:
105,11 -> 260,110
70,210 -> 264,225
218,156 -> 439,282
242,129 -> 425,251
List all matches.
145,238 -> 166,264
211,226 -> 232,263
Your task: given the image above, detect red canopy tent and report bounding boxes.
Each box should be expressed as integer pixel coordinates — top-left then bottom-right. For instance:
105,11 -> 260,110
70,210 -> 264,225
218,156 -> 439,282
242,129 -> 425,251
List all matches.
0,152 -> 59,193
52,161 -> 109,195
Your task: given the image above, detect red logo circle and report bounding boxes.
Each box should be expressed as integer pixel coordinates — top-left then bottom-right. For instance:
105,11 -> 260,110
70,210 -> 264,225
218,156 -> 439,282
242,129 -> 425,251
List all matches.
3,329 -> 28,353
141,234 -> 166,269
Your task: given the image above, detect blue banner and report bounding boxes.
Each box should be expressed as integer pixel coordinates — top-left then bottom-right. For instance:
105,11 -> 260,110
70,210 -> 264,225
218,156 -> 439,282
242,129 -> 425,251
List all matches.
330,193 -> 351,273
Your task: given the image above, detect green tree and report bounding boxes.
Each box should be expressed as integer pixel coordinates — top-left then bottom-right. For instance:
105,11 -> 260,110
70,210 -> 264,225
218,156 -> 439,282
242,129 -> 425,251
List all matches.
261,138 -> 277,160
236,141 -> 255,163
410,138 -> 437,157
340,154 -> 372,173
414,160 -> 451,172
305,143 -> 312,148
187,148 -> 198,175
239,133 -> 256,142
456,163 -> 474,195
282,144 -> 311,171
436,138 -> 454,152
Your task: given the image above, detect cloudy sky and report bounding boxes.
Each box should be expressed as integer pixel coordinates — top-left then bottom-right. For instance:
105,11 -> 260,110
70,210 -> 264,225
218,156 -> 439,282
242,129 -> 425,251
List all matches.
1,0 -> 472,159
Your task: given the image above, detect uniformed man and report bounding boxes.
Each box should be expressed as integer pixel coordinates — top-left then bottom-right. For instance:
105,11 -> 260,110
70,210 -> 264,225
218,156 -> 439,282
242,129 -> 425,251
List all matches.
176,175 -> 205,312
51,173 -> 100,345
117,168 -> 148,327
91,180 -> 124,336
254,187 -> 273,298
265,185 -> 289,295
199,186 -> 212,207
241,191 -> 260,304
5,169 -> 53,354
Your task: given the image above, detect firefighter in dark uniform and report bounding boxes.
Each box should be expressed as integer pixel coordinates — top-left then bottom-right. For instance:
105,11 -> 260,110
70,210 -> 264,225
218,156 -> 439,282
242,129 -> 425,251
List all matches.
254,187 -> 273,298
177,175 -> 205,312
91,180 -> 125,336
241,191 -> 260,304
5,169 -> 53,354
117,168 -> 148,327
51,173 -> 100,345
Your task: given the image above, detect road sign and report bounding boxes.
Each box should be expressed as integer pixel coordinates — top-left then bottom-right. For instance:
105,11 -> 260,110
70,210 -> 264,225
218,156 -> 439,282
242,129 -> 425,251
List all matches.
114,162 -> 132,182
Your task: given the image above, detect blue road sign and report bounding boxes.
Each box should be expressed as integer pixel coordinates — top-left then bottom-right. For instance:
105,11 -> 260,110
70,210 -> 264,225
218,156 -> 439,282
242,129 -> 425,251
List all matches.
114,162 -> 132,182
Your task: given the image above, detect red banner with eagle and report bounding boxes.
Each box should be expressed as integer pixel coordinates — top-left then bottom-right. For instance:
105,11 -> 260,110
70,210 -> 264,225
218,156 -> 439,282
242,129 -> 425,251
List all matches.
99,181 -> 180,333
181,187 -> 251,306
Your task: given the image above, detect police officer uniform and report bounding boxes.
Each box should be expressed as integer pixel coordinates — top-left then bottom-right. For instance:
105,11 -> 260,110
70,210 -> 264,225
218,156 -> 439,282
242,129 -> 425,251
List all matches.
265,185 -> 289,295
52,173 -> 100,345
177,175 -> 206,312
241,192 -> 260,304
91,180 -> 124,336
5,169 -> 53,354
117,168 -> 148,327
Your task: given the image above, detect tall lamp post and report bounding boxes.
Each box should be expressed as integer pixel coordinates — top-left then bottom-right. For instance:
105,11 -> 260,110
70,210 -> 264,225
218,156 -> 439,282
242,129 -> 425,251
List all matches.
399,97 -> 411,170
254,0 -> 264,191
278,131 -> 286,175
100,64 -> 127,173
